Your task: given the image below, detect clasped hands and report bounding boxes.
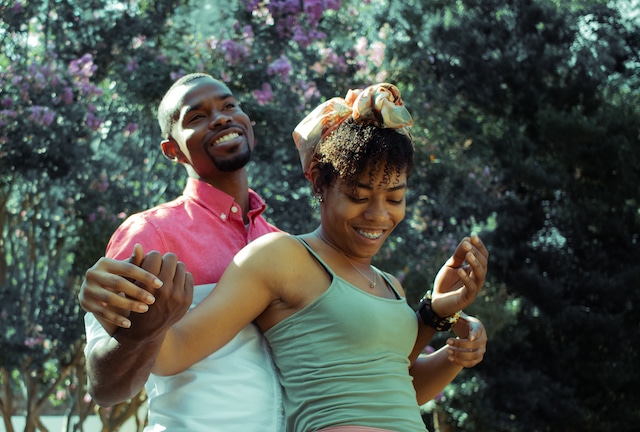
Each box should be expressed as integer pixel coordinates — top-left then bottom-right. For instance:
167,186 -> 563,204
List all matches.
78,244 -> 193,338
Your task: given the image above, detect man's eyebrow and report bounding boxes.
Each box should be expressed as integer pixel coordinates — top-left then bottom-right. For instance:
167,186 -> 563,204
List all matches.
184,93 -> 235,114
356,182 -> 407,191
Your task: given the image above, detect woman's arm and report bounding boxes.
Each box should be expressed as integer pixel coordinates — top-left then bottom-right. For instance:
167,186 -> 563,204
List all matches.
152,232 -> 290,376
409,235 -> 488,363
410,314 -> 487,404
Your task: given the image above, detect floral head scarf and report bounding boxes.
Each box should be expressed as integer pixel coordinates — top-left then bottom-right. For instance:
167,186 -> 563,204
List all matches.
292,82 -> 414,178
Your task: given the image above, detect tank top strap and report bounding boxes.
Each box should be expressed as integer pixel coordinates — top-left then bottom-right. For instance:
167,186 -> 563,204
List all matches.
296,237 -> 402,300
295,236 -> 336,279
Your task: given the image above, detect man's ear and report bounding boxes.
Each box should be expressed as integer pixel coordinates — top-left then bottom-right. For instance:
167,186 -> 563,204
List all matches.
161,139 -> 185,163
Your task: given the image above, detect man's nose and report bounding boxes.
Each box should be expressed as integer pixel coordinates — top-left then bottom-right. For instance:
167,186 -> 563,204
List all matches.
209,112 -> 232,128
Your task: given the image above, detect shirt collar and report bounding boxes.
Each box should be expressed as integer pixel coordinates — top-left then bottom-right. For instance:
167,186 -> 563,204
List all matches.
184,177 -> 266,221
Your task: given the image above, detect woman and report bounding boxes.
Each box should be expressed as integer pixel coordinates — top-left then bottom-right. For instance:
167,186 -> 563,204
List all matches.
153,83 -> 489,432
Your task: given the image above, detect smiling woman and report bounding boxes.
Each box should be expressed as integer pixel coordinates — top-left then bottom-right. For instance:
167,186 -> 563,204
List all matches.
151,83 -> 490,432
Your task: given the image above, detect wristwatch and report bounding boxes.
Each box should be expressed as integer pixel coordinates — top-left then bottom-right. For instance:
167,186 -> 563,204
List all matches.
418,291 -> 461,331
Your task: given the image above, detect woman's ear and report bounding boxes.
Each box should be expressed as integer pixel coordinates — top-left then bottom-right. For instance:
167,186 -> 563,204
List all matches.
307,163 -> 322,195
161,139 -> 185,162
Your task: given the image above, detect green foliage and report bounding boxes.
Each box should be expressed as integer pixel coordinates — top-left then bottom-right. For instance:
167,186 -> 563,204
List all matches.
1,0 -> 638,430
375,0 -> 640,430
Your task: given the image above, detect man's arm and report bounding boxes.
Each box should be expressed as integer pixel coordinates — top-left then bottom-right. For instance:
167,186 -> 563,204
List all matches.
82,250 -> 193,406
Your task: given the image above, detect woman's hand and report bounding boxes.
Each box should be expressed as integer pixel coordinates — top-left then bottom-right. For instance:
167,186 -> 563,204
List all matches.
78,244 -> 187,332
431,234 -> 489,317
446,313 -> 487,368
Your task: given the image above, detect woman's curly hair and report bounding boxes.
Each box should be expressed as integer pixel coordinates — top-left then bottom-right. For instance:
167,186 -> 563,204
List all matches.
312,118 -> 414,196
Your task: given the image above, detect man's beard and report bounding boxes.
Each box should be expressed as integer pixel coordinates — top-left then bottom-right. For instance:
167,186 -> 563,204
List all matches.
211,147 -> 252,172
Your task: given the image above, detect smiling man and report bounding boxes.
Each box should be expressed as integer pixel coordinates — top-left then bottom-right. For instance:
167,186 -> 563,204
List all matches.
80,73 -> 285,432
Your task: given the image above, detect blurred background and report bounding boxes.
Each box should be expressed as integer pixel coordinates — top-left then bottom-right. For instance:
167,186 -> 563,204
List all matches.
1,0 -> 638,431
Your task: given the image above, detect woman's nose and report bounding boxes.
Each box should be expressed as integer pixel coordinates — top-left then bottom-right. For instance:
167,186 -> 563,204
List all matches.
364,200 -> 389,221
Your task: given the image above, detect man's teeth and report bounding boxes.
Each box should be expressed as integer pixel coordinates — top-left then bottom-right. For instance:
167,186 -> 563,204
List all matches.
214,132 -> 239,145
357,229 -> 383,240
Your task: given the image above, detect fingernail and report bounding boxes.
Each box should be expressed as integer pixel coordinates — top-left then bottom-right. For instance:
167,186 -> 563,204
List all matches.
146,294 -> 156,304
153,278 -> 163,288
138,304 -> 149,312
121,319 -> 131,328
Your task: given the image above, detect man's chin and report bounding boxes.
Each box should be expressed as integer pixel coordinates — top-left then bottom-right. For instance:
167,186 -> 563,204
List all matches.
212,151 -> 252,172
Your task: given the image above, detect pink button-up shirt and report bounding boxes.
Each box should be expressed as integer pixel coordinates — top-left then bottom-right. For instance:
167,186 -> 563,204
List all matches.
85,178 -> 284,432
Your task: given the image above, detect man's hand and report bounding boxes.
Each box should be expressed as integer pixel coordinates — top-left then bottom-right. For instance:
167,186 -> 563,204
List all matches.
431,234 -> 489,317
446,314 -> 488,368
114,251 -> 194,344
79,244 -> 163,333
83,250 -> 193,406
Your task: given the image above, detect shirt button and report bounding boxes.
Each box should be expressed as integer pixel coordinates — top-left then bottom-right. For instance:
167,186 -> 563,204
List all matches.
231,206 -> 238,213
220,213 -> 227,220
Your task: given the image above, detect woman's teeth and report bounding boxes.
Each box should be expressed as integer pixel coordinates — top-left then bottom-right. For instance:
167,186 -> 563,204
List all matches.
356,229 -> 383,240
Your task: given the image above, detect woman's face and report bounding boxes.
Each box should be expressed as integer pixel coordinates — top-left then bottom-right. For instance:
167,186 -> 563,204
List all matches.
320,165 -> 407,261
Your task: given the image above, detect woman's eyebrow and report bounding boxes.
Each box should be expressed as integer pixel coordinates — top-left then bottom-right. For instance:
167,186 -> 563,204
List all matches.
356,182 -> 407,191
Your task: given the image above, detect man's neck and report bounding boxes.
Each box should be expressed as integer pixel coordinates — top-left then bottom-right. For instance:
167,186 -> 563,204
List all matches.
192,170 -> 251,222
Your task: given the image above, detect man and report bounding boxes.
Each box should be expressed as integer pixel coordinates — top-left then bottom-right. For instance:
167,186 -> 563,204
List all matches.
80,73 -> 285,431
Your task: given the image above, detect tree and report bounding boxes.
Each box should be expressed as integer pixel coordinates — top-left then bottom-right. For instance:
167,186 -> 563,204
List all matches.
0,1 -> 186,430
371,0 -> 640,429
2,0 -> 638,430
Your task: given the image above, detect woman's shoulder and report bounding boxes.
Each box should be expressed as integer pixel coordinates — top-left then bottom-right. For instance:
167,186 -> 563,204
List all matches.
241,232 -> 305,260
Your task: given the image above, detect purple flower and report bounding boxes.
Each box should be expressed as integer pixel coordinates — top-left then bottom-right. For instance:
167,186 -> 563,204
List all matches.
85,111 -> 103,131
269,0 -> 301,16
11,1 -> 23,13
62,87 -> 73,104
253,83 -> 274,106
41,110 -> 55,126
242,0 -> 261,12
304,0 -> 324,24
369,41 -> 386,67
68,54 -> 97,79
29,106 -> 55,126
221,39 -> 250,64
324,0 -> 341,10
24,334 -> 46,348
267,55 -> 292,83
170,70 -> 186,81
124,122 -> 138,136
126,58 -> 138,73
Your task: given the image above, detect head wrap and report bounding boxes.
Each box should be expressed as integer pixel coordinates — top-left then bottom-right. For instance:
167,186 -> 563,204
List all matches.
292,83 -> 414,177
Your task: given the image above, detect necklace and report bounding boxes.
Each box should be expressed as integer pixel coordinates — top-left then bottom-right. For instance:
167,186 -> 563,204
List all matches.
342,253 -> 377,288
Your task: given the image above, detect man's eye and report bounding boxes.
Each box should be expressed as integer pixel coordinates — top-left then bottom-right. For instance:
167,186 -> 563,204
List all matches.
188,114 -> 205,122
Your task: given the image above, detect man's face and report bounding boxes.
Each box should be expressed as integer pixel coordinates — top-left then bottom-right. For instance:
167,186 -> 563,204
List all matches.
164,78 -> 255,180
